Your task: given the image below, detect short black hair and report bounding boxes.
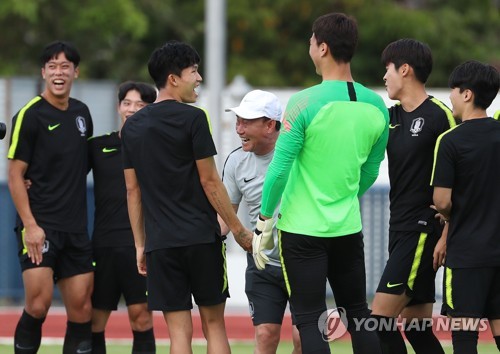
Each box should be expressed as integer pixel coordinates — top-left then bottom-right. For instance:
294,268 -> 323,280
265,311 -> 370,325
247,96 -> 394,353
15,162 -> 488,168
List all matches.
448,60 -> 500,110
312,13 -> 358,63
148,40 -> 201,89
118,81 -> 157,104
40,41 -> 80,67
381,38 -> 433,84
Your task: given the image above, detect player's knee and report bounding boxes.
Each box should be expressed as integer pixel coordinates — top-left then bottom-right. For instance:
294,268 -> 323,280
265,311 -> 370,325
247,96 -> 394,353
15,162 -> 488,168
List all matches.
372,293 -> 407,318
255,324 -> 280,348
80,298 -> 93,315
68,298 -> 92,321
294,309 -> 324,327
25,301 -> 50,319
130,311 -> 154,332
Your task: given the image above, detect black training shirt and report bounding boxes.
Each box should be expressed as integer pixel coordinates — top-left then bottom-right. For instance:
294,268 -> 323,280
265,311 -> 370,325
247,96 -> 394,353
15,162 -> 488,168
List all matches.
8,96 -> 93,233
89,131 -> 134,248
387,97 -> 455,232
431,118 -> 500,268
121,100 -> 221,251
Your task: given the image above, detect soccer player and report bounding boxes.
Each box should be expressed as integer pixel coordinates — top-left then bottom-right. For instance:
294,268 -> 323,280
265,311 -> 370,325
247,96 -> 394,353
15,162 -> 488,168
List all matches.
371,38 -> 456,354
121,40 -> 252,354
255,13 -> 388,353
432,60 -> 500,354
8,41 -> 94,354
221,90 -> 301,354
89,81 -> 157,354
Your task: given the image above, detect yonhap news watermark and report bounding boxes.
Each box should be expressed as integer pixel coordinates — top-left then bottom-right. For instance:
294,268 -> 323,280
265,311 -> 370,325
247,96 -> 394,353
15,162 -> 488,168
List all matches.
318,307 -> 489,342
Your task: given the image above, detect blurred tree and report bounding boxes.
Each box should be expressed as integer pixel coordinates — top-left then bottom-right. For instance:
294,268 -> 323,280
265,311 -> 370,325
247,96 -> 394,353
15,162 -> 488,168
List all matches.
0,0 -> 498,88
226,0 -> 499,87
0,0 -> 150,79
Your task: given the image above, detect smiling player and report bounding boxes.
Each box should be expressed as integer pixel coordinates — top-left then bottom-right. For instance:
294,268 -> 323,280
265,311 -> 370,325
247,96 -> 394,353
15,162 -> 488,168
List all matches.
8,41 -> 94,354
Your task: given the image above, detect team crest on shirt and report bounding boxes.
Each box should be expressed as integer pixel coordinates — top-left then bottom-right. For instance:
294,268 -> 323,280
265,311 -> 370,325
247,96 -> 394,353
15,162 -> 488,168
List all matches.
410,117 -> 424,136
75,116 -> 87,136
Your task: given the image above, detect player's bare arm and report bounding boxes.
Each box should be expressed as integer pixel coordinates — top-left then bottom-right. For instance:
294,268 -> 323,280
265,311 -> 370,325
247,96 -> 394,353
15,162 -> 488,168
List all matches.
196,156 -> 252,251
432,188 -> 452,271
433,186 -> 452,220
124,167 -> 147,275
218,204 -> 239,237
8,159 -> 45,265
433,222 -> 448,271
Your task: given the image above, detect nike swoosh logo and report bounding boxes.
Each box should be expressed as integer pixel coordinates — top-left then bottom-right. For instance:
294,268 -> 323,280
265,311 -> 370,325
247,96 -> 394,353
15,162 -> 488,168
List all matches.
386,282 -> 404,288
75,340 -> 92,353
48,123 -> 61,131
16,343 -> 36,350
76,349 -> 92,354
102,147 -> 118,153
389,124 -> 400,129
244,177 -> 256,183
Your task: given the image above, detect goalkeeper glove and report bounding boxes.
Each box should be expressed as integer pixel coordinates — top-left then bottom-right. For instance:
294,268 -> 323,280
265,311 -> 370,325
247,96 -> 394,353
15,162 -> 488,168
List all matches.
252,216 -> 275,270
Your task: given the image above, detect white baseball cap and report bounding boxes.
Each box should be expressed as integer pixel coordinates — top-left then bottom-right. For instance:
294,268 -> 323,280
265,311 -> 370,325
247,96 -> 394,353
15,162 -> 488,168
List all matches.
225,90 -> 282,122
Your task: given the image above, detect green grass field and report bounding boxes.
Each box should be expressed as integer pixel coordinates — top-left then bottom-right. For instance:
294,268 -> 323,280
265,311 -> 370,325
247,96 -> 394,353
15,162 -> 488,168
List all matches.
1,340 -> 498,353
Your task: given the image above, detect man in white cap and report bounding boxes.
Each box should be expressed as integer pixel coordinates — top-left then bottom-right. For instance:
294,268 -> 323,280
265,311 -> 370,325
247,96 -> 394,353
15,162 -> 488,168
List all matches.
220,90 -> 301,354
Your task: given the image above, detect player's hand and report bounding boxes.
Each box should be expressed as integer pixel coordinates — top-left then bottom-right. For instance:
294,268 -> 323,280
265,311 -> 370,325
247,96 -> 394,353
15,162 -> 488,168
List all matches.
430,205 -> 449,225
252,216 -> 275,270
23,223 -> 46,265
135,246 -> 147,276
24,179 -> 32,190
433,223 -> 448,271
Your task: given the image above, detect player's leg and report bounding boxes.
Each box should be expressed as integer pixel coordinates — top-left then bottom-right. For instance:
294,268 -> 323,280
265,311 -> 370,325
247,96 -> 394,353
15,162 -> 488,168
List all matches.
490,319 -> 500,350
15,268 -> 53,354
486,268 -> 500,351
254,323 -> 282,354
190,238 -> 230,354
291,325 -> 302,354
443,267 -> 493,354
288,301 -> 301,353
400,228 -> 444,354
146,248 -> 194,353
370,294 -> 408,354
57,231 -> 94,354
245,255 -> 288,353
91,247 -> 120,354
328,232 -> 382,354
372,231 -> 425,353
163,310 -> 194,354
91,309 -> 111,354
118,246 -> 155,353
198,303 -> 230,354
14,226 -> 55,354
127,303 -> 155,354
280,231 -> 330,353
401,303 -> 443,354
58,272 -> 94,354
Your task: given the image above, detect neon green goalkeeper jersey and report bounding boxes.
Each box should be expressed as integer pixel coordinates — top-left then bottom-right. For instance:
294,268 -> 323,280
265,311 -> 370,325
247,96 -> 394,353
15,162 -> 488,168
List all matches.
260,81 -> 389,237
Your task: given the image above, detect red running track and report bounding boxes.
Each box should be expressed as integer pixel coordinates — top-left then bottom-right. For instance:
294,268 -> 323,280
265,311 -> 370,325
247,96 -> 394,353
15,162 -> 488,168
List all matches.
0,309 -> 494,342
0,308 -> 274,341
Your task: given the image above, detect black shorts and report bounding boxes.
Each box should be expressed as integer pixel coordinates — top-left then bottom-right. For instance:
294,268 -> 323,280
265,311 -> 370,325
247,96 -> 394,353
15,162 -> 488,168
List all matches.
92,246 -> 147,310
245,253 -> 295,326
16,227 -> 93,282
146,238 -> 229,312
376,230 -> 440,305
442,267 -> 500,319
